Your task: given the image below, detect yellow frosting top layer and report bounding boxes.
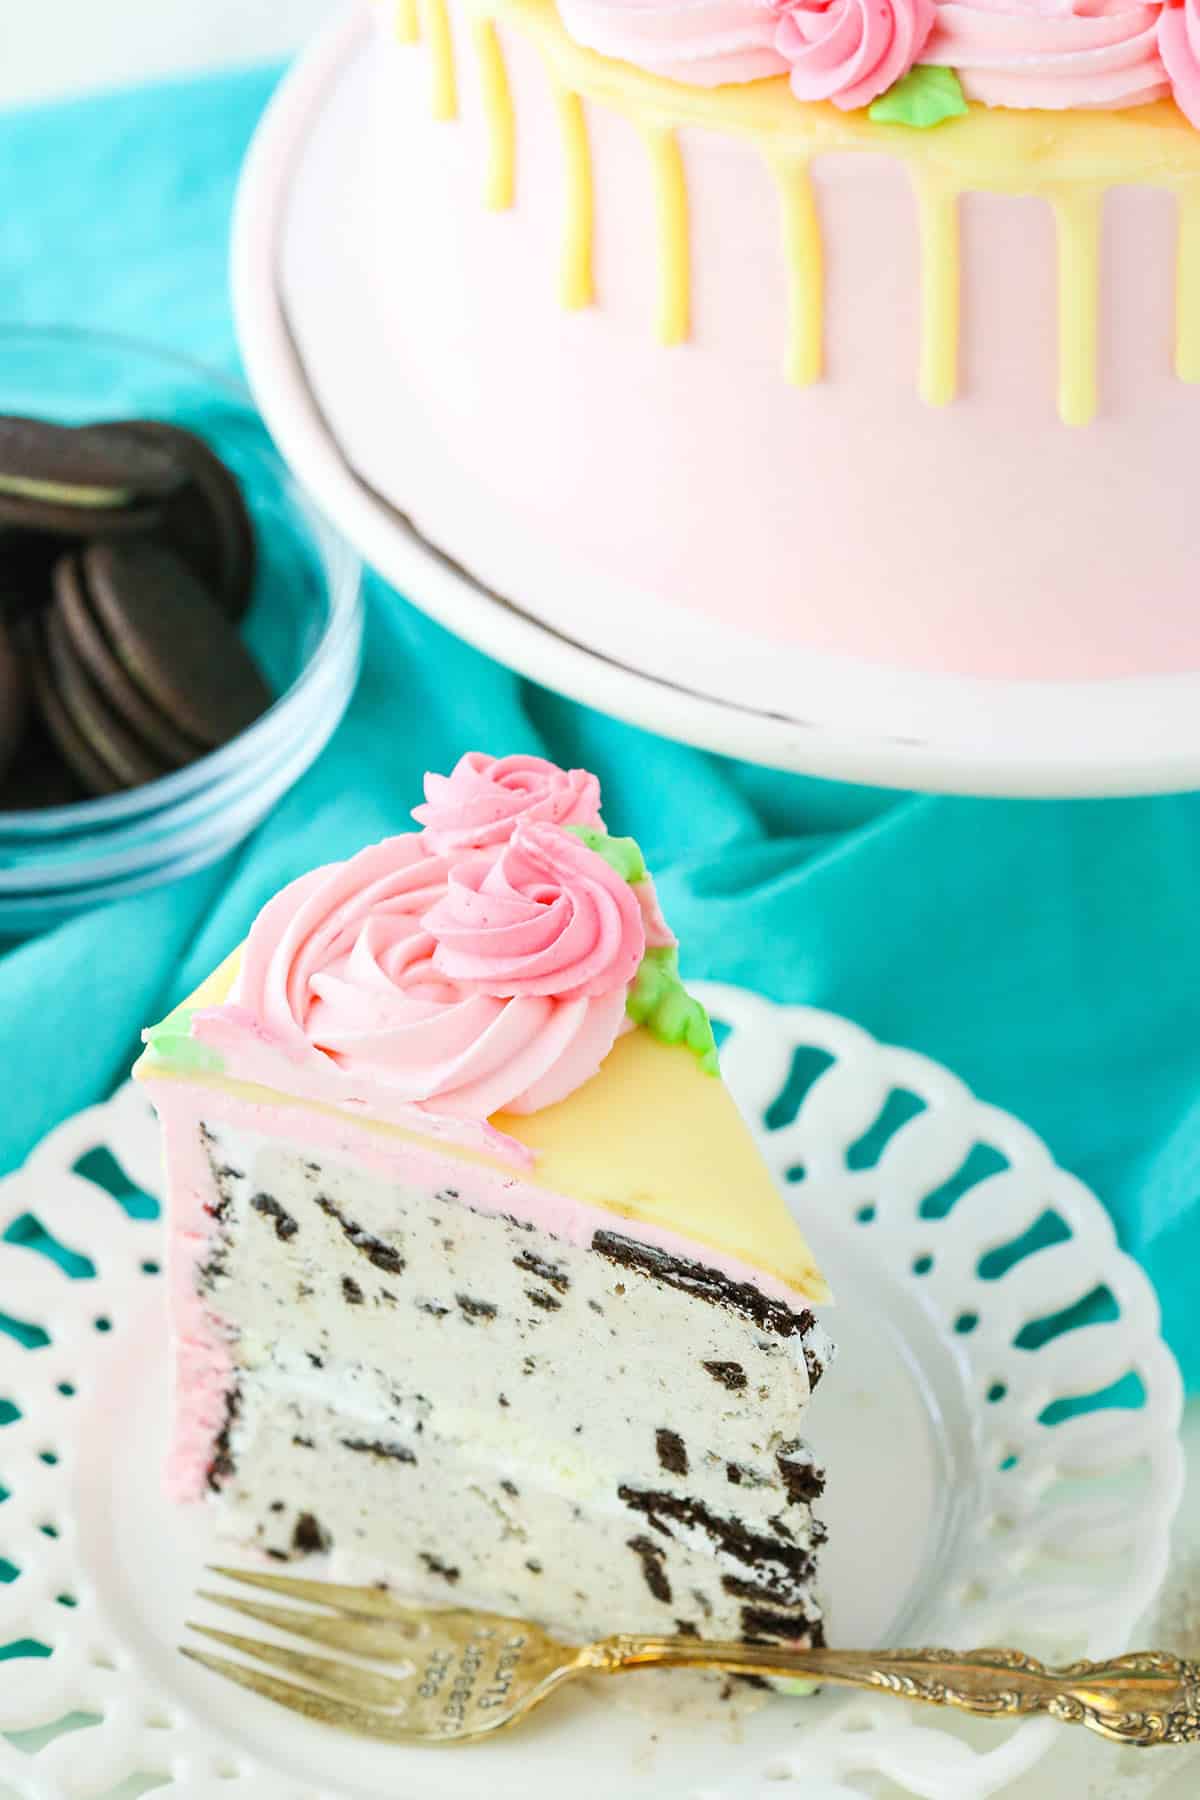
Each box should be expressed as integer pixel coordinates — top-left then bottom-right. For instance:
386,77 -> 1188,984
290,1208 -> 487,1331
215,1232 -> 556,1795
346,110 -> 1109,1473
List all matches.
136,950 -> 830,1304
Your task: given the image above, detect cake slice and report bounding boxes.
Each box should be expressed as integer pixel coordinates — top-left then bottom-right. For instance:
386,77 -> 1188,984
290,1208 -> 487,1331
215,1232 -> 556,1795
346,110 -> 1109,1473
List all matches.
137,752 -> 833,1648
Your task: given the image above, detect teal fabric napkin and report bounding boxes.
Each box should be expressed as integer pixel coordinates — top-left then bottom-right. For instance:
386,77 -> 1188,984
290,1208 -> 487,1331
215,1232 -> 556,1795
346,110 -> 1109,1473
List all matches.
2,66 -> 1199,1396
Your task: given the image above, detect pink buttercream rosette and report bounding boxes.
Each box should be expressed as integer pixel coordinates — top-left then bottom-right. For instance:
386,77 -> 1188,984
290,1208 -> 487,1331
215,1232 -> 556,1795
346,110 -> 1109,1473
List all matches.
769,0 -> 936,108
923,0 -> 1169,111
1161,0 -> 1200,124
226,755 -> 685,1122
413,750 -> 603,853
235,824 -> 644,1118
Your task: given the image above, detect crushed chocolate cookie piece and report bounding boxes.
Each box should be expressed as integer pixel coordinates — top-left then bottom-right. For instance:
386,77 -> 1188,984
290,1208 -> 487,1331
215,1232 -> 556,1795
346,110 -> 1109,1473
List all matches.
417,1299 -> 450,1318
342,1276 -> 365,1305
207,1385 -> 241,1491
620,1487 -> 815,1601
292,1434 -> 315,1449
776,1452 -> 826,1506
656,1428 -> 689,1477
594,1232 -> 817,1338
726,1462 -> 743,1485
588,1299 -> 603,1314
521,1355 -> 536,1374
692,1587 -> 714,1619
702,1360 -> 747,1391
292,1512 -> 331,1555
457,1294 -> 498,1321
500,1480 -> 519,1496
341,1436 -> 417,1464
266,1548 -> 288,1562
721,1566 -> 815,1604
627,1534 -> 672,1604
250,1193 -> 298,1241
268,1500 -> 285,1514
526,1287 -> 561,1312
513,1250 -> 570,1293
525,1559 -> 543,1575
498,1394 -> 510,1408
314,1193 -> 405,1275
419,1552 -> 460,1585
675,1620 -> 700,1638
306,1351 -> 324,1369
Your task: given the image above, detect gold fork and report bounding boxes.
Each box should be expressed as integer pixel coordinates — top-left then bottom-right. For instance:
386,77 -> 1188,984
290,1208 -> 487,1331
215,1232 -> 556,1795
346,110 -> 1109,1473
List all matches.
182,1565 -> 1200,1748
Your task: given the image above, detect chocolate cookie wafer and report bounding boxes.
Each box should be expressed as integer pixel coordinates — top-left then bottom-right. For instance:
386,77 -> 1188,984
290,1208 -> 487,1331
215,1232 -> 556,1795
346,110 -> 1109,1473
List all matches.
113,421 -> 256,620
41,603 -> 172,792
0,416 -> 185,537
81,540 -> 271,748
0,620 -> 28,783
52,551 -> 202,769
27,623 -> 121,798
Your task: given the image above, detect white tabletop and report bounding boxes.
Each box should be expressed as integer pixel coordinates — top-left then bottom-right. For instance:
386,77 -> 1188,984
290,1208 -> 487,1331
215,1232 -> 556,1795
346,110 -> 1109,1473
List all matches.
2,7 -> 1198,1796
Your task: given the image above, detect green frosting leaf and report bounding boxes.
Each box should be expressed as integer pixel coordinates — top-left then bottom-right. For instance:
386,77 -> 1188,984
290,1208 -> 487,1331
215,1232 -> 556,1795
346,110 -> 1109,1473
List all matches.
627,947 -> 720,1076
143,1006 -> 225,1075
868,65 -> 967,129
566,824 -> 647,885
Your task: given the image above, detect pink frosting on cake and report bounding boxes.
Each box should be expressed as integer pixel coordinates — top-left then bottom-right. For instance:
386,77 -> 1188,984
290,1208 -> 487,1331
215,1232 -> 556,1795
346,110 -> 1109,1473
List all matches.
161,1092 -> 237,1500
1160,0 -> 1200,121
925,0 -> 1169,110
773,0 -> 936,108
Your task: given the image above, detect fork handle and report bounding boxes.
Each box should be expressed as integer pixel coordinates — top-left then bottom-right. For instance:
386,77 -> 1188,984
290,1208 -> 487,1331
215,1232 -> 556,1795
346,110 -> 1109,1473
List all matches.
589,1640 -> 1200,1746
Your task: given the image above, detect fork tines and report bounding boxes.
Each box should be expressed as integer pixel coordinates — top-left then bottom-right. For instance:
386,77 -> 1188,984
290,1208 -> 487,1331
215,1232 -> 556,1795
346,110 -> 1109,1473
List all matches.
182,1565 -> 434,1742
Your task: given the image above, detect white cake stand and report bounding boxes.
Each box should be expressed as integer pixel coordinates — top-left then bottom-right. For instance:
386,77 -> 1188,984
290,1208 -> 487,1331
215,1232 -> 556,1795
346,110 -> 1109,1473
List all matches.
232,4 -> 1200,799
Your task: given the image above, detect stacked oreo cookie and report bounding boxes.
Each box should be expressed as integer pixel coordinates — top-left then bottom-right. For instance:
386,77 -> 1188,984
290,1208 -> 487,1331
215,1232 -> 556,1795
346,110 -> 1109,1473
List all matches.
0,416 -> 271,808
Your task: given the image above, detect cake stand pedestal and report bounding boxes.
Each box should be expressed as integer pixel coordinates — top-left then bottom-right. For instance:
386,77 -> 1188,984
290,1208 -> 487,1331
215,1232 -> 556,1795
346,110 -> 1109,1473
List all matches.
232,4 -> 1200,799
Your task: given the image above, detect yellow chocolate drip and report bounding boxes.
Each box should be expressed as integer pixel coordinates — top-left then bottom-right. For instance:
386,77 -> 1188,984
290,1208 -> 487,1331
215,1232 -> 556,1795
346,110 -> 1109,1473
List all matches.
550,81 -> 595,309
421,0 -> 458,119
771,156 -> 823,387
915,175 -> 960,408
394,0 -> 421,44
1176,185 -> 1200,382
474,20 -> 515,210
643,126 -> 690,346
1054,190 -> 1102,427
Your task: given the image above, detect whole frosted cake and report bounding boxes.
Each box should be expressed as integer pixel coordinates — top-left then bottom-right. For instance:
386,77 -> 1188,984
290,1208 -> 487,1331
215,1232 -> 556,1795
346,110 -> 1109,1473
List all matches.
284,0 -> 1200,684
138,753 -> 833,1648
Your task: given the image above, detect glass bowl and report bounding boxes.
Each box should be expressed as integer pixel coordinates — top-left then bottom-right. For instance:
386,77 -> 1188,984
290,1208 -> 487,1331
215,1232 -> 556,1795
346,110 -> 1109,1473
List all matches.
0,328 -> 363,933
